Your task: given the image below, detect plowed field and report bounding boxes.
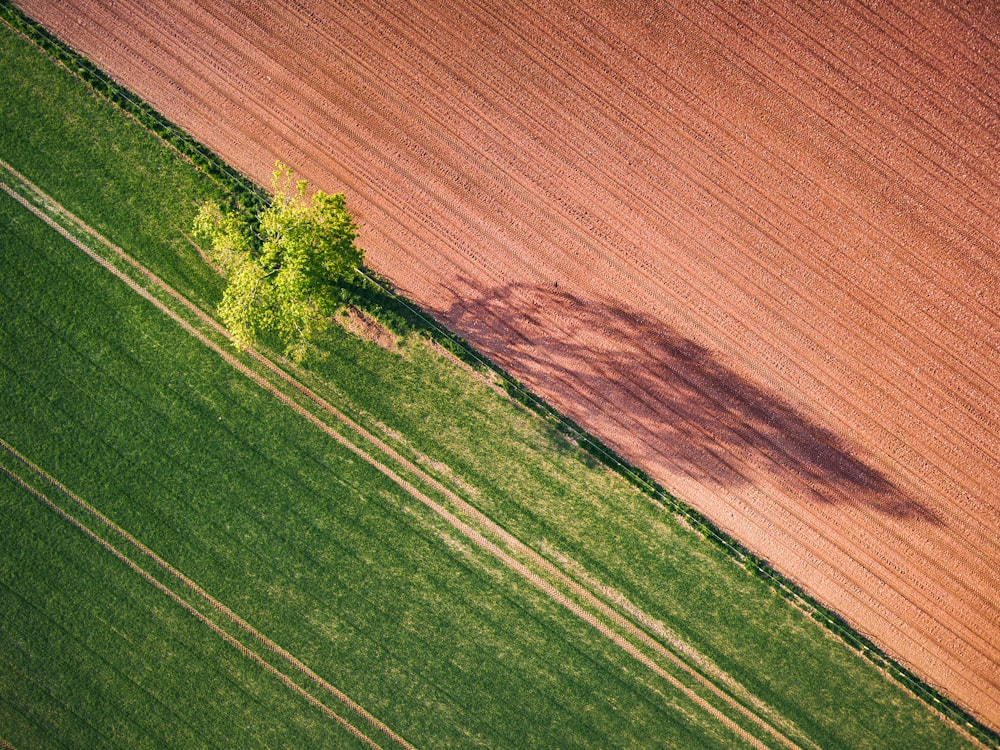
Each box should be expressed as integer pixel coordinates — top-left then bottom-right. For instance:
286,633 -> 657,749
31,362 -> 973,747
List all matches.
17,0 -> 1000,728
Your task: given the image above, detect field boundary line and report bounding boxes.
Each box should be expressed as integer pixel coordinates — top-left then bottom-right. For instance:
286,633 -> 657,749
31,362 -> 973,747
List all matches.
0,2 -> 268,207
0,162 -> 803,750
0,440 -> 415,750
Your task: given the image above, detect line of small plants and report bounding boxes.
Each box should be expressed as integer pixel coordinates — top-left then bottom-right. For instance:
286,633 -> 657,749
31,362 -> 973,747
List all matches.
3,2 -> 994,744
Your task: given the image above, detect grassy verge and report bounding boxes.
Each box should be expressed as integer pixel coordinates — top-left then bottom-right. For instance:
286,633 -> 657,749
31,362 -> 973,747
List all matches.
0,4 -> 995,748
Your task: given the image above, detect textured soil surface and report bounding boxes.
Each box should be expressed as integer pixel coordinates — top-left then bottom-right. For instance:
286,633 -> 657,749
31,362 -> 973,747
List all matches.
17,0 -> 1000,727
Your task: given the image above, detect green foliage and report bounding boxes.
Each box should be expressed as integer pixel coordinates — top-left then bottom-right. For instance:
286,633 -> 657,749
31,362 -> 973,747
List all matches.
193,164 -> 363,358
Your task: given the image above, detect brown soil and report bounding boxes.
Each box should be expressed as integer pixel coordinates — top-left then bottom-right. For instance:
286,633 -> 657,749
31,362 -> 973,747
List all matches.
339,305 -> 399,350
17,0 -> 1000,728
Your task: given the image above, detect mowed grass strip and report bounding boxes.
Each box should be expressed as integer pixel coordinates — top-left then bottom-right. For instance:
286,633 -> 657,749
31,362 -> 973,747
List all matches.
0,192 -> 747,748
0,14 -> 984,749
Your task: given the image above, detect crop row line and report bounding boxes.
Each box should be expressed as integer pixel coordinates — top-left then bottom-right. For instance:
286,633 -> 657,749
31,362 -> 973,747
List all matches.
0,445 -> 397,750
342,0 -> 1000,589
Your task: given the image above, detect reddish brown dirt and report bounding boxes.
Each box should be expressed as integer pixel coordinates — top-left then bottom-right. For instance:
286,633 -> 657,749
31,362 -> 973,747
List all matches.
16,0 -> 1000,727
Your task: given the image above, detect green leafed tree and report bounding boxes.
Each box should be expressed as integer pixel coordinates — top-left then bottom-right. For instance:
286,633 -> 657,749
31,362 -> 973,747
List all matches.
193,163 -> 363,359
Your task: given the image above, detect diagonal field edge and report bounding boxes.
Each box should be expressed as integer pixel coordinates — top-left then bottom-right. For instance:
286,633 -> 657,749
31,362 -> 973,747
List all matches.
0,159 -> 807,750
0,453 -> 397,750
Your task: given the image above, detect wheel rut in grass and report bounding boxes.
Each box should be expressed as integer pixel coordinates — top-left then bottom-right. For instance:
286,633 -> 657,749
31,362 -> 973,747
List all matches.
0,440 -> 409,750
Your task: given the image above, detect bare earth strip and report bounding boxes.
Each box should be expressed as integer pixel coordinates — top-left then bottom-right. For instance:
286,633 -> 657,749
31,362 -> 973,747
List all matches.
0,160 -> 812,750
15,0 -> 997,725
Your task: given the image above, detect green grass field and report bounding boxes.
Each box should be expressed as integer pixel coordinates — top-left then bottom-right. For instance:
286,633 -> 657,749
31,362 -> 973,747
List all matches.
0,11 -> 990,749
0,470 -> 379,750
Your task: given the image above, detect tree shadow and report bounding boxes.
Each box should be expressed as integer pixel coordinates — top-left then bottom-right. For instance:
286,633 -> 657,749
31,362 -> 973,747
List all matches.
432,279 -> 939,523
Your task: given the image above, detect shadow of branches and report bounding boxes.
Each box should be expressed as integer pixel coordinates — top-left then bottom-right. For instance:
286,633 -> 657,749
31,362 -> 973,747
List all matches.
433,280 -> 937,523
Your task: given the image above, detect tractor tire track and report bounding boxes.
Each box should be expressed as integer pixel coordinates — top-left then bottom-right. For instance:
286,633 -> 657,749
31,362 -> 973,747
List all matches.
0,158 -> 807,750
0,454 -> 398,750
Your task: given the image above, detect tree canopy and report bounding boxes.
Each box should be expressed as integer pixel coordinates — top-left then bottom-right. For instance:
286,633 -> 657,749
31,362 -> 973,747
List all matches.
193,164 -> 363,359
